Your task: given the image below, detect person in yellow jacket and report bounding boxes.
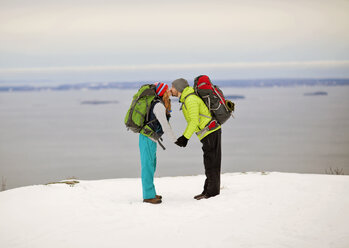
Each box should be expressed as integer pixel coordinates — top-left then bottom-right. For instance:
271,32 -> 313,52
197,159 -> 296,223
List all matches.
170,78 -> 222,200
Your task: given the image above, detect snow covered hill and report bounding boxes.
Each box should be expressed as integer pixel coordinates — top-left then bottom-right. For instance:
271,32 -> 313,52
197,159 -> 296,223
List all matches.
0,172 -> 348,248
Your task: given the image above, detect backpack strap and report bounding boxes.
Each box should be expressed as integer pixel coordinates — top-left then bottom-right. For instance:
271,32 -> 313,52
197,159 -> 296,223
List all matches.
157,138 -> 166,150
151,132 -> 166,150
199,113 -> 211,119
142,99 -> 167,151
180,93 -> 212,119
139,97 -> 160,135
196,120 -> 219,137
180,92 -> 196,111
144,98 -> 161,124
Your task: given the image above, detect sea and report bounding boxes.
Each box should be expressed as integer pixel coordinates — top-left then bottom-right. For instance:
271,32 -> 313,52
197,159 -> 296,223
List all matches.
1,81 -> 348,190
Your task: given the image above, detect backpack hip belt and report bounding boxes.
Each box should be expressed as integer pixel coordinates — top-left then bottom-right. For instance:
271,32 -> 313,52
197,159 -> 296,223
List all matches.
196,120 -> 219,137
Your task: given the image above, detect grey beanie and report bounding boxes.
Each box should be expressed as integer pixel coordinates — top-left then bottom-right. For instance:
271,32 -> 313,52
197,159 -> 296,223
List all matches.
171,78 -> 189,93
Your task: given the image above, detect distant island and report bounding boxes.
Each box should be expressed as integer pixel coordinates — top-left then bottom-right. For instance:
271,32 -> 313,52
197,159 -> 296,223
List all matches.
304,91 -> 328,96
81,100 -> 119,105
225,95 -> 245,100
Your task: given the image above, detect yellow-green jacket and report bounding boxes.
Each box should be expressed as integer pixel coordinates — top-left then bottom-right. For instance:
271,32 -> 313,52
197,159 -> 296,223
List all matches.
180,87 -> 221,140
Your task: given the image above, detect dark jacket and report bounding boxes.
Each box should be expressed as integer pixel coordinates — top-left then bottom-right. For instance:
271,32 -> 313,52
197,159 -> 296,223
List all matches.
147,100 -> 170,138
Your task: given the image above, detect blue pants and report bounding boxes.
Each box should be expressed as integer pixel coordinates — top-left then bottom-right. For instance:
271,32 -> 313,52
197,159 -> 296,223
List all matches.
139,134 -> 157,199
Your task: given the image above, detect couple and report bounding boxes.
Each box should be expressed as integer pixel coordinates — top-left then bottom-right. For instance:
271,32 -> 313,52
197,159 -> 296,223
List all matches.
139,76 -> 222,204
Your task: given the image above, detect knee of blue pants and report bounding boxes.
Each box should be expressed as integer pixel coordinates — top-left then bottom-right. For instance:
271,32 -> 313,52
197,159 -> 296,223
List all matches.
139,134 -> 157,199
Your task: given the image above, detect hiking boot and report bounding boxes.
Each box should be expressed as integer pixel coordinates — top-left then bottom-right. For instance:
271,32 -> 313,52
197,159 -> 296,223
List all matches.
194,193 -> 205,199
156,195 -> 162,200
195,194 -> 209,200
143,198 -> 162,204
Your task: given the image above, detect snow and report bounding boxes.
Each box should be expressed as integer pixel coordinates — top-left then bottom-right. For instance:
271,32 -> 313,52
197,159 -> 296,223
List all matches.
0,172 -> 348,248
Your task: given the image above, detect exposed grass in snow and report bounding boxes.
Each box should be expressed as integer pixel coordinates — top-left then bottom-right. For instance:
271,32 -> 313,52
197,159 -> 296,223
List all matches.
0,172 -> 348,248
45,180 -> 80,187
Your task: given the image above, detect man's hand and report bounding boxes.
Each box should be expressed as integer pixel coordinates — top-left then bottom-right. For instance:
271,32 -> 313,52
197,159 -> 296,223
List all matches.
175,135 -> 189,147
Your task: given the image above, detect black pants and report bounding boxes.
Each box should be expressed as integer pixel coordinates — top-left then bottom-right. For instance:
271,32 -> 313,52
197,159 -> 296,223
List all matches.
200,129 -> 222,197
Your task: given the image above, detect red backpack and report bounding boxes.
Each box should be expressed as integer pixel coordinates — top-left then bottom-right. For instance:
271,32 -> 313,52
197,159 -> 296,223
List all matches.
194,75 -> 234,125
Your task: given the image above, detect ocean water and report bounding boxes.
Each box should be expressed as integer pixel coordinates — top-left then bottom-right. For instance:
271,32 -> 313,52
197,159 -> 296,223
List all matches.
1,86 -> 348,189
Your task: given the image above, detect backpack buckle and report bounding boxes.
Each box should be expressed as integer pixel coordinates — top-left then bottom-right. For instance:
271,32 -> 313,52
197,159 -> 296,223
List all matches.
208,120 -> 217,130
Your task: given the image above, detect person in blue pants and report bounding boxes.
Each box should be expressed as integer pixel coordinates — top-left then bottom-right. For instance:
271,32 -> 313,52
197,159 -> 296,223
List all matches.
139,82 -> 177,204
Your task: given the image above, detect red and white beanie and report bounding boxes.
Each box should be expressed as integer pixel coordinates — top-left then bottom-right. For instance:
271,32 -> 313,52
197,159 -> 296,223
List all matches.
154,82 -> 168,97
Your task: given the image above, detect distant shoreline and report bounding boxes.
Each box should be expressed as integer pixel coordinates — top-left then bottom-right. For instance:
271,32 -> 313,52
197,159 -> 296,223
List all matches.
1,78 -> 349,92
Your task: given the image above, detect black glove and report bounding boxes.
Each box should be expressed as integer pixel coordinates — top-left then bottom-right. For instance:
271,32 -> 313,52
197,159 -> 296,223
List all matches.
175,135 -> 189,147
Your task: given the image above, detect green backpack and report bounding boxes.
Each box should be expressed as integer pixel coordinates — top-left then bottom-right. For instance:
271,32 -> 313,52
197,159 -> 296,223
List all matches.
124,84 -> 165,148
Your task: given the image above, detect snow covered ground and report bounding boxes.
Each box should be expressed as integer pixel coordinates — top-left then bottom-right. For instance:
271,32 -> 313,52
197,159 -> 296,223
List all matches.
0,172 -> 348,248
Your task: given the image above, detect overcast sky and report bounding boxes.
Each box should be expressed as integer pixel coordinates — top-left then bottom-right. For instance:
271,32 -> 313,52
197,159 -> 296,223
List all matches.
0,0 -> 349,82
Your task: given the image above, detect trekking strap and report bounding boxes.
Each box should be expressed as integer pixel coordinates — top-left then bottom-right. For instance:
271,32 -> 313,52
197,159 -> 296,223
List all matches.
213,86 -> 229,112
196,120 -> 219,137
180,93 -> 196,111
196,126 -> 209,136
139,99 -> 160,132
158,138 -> 166,150
199,113 -> 211,119
151,132 -> 166,151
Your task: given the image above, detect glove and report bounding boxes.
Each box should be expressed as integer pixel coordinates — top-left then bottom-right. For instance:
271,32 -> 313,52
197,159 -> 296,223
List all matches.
175,135 -> 189,147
